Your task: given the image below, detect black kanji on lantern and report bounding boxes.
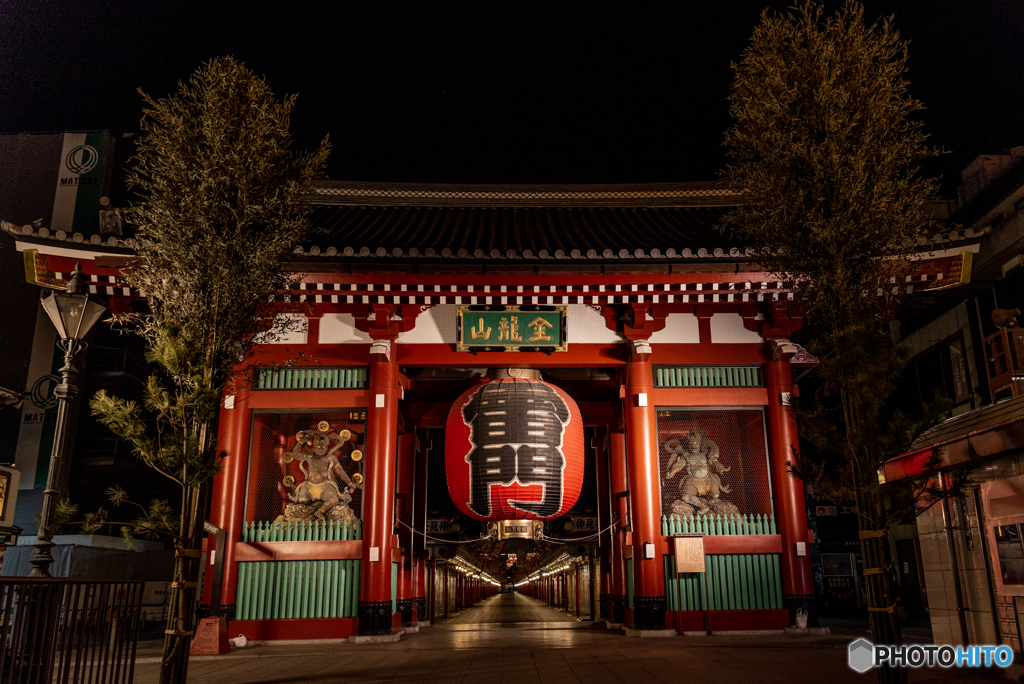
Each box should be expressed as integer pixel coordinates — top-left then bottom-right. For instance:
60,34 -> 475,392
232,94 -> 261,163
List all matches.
461,381 -> 571,517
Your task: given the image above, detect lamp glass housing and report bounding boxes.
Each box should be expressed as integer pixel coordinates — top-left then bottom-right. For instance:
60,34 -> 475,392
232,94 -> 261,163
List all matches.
41,291 -> 107,341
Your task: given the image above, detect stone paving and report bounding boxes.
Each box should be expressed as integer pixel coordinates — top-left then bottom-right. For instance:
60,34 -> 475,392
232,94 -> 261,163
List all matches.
131,593 -> 1006,683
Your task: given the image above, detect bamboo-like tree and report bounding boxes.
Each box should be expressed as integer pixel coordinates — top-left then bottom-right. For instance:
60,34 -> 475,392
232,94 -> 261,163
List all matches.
723,4 -> 945,683
89,57 -> 328,684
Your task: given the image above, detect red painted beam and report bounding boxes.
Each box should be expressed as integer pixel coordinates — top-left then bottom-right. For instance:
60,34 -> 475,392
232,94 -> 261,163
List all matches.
246,389 -> 368,410
651,388 -> 768,407
660,534 -> 783,555
233,540 -> 362,562
233,617 -> 356,642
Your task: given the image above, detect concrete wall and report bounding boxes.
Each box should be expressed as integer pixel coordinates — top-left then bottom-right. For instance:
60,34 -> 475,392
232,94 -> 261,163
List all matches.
916,453 -> 1024,646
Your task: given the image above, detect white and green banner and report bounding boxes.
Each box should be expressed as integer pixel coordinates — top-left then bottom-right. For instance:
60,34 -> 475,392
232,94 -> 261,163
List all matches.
51,132 -> 108,235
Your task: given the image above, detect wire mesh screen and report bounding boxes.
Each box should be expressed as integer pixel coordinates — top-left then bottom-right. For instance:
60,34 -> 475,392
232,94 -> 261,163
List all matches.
656,408 -> 771,518
245,411 -> 367,528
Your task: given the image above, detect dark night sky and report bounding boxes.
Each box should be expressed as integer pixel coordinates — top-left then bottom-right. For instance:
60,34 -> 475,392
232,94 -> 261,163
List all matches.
1,1 -> 1021,193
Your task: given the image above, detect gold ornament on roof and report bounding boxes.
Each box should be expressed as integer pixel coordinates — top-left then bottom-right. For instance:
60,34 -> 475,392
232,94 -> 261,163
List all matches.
340,429 -> 352,442
350,449 -> 363,462
283,475 -> 296,488
317,420 -> 331,432
352,473 -> 363,485
283,451 -> 294,463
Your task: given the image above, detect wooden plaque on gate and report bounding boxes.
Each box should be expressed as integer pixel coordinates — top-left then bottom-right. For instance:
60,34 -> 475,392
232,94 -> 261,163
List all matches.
673,534 -> 705,573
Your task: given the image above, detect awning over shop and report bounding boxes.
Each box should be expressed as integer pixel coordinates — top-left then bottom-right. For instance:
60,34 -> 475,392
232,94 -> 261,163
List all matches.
882,394 -> 1024,482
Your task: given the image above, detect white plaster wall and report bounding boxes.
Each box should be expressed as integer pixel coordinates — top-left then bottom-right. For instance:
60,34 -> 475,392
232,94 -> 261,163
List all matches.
649,313 -> 700,344
319,313 -> 371,344
567,304 -> 623,344
710,312 -> 762,343
397,306 -> 457,344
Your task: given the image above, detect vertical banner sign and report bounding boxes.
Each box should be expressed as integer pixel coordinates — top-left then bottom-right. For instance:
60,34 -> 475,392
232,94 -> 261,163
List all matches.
673,535 -> 705,573
51,132 -> 108,236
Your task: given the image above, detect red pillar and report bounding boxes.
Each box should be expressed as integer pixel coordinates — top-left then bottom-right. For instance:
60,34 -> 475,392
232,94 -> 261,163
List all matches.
357,340 -> 401,636
594,426 -> 613,622
765,354 -> 815,625
210,389 -> 251,611
395,433 -> 415,628
412,429 -> 430,626
623,340 -> 666,631
609,431 -> 628,624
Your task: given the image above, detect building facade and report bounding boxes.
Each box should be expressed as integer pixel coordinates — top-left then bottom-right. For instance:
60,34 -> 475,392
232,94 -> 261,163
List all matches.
884,147 -> 1024,653
4,168 -> 976,641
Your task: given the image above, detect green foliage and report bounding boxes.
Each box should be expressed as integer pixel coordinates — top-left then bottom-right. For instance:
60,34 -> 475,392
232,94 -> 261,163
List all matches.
724,7 -> 950,667
90,56 -> 328,498
789,325 -> 951,525
723,1 -> 940,333
120,56 -> 330,390
86,58 -> 328,682
724,1 -> 948,518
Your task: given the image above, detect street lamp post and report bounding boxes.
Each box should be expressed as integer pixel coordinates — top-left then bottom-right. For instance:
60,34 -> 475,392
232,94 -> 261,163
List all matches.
29,262 -> 107,578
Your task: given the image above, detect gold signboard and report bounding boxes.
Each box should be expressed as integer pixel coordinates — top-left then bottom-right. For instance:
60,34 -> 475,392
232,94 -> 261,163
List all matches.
673,534 -> 706,573
489,519 -> 543,540
456,305 -> 568,353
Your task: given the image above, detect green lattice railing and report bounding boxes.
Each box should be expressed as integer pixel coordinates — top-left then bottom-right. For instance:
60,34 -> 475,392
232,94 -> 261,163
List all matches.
242,519 -> 363,542
254,366 -> 367,390
655,366 -> 763,388
236,560 -> 361,619
661,513 -> 776,536
662,513 -> 782,611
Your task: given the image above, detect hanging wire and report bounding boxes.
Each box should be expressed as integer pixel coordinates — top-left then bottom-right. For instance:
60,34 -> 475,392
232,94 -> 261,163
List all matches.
539,519 -> 618,542
395,518 -> 493,545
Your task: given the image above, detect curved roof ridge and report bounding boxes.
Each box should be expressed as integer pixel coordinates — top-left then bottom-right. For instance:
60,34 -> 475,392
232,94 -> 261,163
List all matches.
310,180 -> 741,208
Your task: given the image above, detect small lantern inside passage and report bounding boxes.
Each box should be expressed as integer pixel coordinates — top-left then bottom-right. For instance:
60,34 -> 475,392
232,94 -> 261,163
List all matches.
445,378 -> 584,521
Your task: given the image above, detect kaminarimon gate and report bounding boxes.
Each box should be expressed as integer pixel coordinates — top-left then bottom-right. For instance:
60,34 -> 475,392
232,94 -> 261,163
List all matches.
10,180 -> 970,643
206,179 -> 816,641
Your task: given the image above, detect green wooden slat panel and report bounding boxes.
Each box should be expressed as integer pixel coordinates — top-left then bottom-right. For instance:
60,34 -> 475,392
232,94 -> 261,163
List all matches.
758,554 -> 770,610
237,563 -> 250,620
253,366 -> 369,390
663,557 -> 675,610
352,560 -> 361,617
300,561 -> 311,618
732,555 -> 742,609
257,562 -> 268,619
285,561 -> 295,618
719,557 -> 729,610
392,562 -> 398,614
771,555 -> 782,609
653,366 -> 764,387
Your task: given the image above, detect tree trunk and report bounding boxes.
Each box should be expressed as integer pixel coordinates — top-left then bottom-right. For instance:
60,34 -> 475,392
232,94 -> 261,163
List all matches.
159,482 -> 210,684
857,488 -> 906,684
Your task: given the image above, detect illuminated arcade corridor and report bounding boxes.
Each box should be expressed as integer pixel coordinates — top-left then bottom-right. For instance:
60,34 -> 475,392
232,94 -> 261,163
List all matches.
436,591 -> 577,626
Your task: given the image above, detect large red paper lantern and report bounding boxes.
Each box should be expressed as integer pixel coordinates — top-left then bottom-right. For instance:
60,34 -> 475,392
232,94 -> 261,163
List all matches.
445,378 -> 584,522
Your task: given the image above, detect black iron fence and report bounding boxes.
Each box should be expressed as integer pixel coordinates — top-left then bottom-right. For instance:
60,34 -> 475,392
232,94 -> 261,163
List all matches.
0,578 -> 144,684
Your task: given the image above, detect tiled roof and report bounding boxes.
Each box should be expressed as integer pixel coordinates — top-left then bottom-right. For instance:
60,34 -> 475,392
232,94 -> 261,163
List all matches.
304,203 -> 741,262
